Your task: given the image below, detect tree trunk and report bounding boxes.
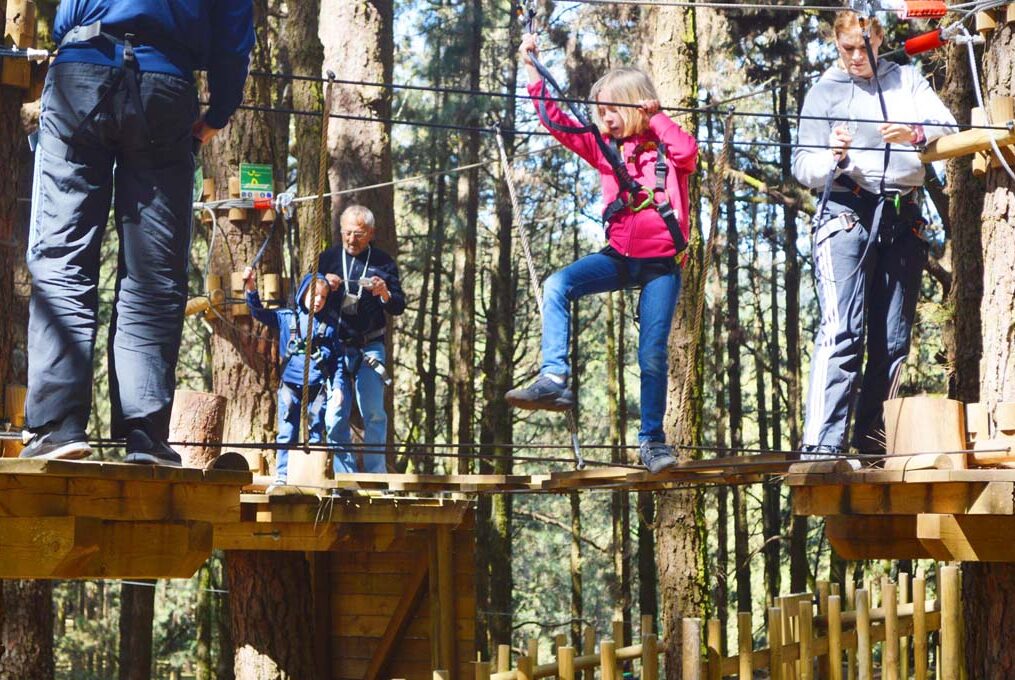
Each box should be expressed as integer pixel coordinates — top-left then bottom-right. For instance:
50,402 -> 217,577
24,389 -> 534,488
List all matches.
570,492 -> 583,648
0,581 -> 54,680
764,226 -> 783,604
649,6 -> 705,673
118,580 -> 155,680
962,22 -> 1015,680
712,291 -> 729,649
228,552 -> 319,679
169,390 -> 227,468
195,565 -> 214,680
941,41 -> 983,403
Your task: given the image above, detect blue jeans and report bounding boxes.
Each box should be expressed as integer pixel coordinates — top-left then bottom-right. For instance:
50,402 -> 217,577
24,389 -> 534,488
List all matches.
325,341 -> 388,473
275,382 -> 326,482
541,251 -> 681,443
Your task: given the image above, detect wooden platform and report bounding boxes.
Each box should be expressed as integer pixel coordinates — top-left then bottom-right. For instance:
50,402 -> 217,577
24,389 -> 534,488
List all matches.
788,464 -> 1015,562
0,458 -> 250,579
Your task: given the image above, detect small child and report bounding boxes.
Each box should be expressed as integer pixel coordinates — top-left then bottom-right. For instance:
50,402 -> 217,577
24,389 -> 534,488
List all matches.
505,34 -> 698,474
244,267 -> 339,486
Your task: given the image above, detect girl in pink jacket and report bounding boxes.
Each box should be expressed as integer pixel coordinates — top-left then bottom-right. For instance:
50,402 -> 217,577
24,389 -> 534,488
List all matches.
505,34 -> 698,474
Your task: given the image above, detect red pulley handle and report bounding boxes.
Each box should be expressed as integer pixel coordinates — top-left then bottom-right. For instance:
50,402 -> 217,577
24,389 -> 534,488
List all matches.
902,1 -> 948,18
905,29 -> 946,55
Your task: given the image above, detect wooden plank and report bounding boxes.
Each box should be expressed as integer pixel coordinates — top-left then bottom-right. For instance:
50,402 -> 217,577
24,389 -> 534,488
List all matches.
309,552 -> 332,680
824,516 -> 933,560
0,457 -> 250,484
363,554 -> 429,680
915,513 -> 1015,562
920,121 -> 1015,162
213,521 -> 346,551
792,482 -> 1015,517
0,516 -> 101,577
252,497 -> 471,525
334,612 -> 473,639
437,525 -> 457,678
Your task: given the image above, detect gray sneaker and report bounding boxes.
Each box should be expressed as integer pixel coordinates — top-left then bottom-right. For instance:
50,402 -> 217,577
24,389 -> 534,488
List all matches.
505,374 -> 575,412
640,441 -> 677,474
19,430 -> 93,461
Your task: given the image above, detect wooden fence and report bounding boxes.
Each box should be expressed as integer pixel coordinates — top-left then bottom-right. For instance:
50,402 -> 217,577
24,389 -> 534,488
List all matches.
473,565 -> 962,680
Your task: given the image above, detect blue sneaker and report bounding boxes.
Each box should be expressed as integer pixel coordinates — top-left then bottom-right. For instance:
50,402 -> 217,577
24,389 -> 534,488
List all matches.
639,441 -> 677,474
505,374 -> 574,412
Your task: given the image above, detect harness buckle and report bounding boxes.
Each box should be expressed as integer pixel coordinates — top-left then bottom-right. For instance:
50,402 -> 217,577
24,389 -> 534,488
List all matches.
627,186 -> 655,213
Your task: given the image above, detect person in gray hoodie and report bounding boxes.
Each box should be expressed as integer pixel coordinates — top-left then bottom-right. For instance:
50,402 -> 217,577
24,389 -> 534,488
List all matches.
792,12 -> 956,459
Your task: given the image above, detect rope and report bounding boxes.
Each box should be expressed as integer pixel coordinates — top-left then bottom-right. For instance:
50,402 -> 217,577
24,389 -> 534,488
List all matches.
494,126 -> 543,318
677,110 -> 736,430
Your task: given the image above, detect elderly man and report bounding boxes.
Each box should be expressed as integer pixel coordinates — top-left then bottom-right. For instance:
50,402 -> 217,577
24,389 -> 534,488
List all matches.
319,205 -> 405,473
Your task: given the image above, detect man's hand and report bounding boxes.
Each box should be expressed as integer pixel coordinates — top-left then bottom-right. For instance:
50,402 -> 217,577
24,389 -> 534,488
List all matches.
325,273 -> 343,291
242,266 -> 256,292
829,124 -> 853,162
368,276 -> 390,303
192,117 -> 221,146
879,122 -> 920,145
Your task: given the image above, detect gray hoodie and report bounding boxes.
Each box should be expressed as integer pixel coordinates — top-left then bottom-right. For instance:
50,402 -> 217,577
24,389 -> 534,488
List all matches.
792,61 -> 957,194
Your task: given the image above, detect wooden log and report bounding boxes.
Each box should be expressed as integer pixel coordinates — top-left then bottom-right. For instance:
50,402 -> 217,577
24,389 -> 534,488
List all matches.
828,595 -> 842,680
230,271 -> 249,317
2,0 -> 35,89
169,390 -> 228,469
517,656 -> 533,680
883,582 -> 899,680
913,575 -> 927,680
612,618 -> 624,647
557,647 -> 575,680
768,608 -> 783,680
965,402 -> 990,447
899,573 -> 910,680
976,8 -> 998,33
641,634 -> 658,680
919,117 -> 1015,164
738,611 -> 753,678
940,565 -> 960,680
706,618 -> 721,680
600,640 -> 617,680
856,590 -> 871,680
227,176 -> 246,222
799,600 -> 813,680
3,384 -> 27,457
681,619 -> 701,680
498,645 -> 511,673
200,178 -> 216,223
263,273 -> 282,307
528,640 -> 539,664
817,581 -> 830,680
883,396 -> 966,471
970,108 -> 989,177
476,661 -> 491,680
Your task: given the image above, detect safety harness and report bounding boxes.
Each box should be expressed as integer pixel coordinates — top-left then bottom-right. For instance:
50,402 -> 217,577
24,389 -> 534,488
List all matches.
520,5 -> 686,255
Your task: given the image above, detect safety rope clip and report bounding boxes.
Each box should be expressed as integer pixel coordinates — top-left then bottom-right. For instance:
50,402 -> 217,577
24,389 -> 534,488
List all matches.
627,186 -> 657,213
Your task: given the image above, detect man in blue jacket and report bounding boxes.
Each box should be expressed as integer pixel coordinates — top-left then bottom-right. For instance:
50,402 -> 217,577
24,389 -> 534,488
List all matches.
21,1 -> 254,465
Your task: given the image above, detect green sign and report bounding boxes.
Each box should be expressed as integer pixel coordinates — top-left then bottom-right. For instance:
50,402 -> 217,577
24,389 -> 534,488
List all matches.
239,163 -> 274,199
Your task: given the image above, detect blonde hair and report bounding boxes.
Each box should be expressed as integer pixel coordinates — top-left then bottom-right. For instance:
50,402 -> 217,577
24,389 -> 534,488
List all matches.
832,11 -> 884,40
340,204 -> 376,230
590,67 -> 659,138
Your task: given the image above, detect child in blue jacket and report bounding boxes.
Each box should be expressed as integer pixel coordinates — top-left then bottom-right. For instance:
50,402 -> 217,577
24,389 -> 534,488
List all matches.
244,268 -> 339,485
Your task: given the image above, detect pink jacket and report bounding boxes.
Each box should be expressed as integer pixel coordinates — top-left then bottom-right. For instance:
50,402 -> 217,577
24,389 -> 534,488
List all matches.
528,79 -> 698,259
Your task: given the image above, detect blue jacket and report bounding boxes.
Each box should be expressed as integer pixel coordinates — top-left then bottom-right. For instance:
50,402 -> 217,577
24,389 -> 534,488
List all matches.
246,273 -> 339,388
53,0 -> 254,129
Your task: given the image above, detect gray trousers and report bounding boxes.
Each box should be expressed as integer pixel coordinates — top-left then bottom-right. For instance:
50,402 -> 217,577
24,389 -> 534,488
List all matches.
803,192 -> 928,452
26,61 -> 198,440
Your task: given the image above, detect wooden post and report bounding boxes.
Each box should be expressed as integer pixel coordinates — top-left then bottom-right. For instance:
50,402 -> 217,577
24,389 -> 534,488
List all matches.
799,599 -> 813,680
528,639 -> 539,664
899,573 -> 911,680
2,0 -> 36,89
828,595 -> 842,680
168,390 -> 228,468
817,582 -> 830,680
601,640 -> 617,680
884,581 -> 899,680
883,396 -> 967,470
497,645 -> 511,673
846,578 -> 857,680
769,607 -> 784,680
2,384 -> 27,457
438,526 -> 456,677
641,634 -> 658,680
228,177 -> 246,222
940,565 -> 960,680
517,656 -> 533,680
738,611 -> 753,679
558,647 -> 575,680
681,619 -> 702,680
263,273 -> 282,307
856,589 -> 872,680
201,178 -> 216,224
612,617 -> 625,647
913,574 -> 927,680
475,660 -> 491,680
435,672 -> 450,680
230,271 -> 249,317
706,618 -> 722,680
641,614 -> 654,637
555,634 -> 567,655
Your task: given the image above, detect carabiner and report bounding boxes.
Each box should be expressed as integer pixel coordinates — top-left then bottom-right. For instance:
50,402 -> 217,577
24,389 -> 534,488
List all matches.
627,186 -> 655,213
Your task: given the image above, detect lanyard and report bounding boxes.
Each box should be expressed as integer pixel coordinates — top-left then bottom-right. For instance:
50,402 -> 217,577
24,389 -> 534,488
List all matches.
341,246 -> 372,301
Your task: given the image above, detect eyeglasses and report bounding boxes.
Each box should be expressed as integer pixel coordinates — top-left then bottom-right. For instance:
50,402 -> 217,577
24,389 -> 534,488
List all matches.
341,230 -> 369,239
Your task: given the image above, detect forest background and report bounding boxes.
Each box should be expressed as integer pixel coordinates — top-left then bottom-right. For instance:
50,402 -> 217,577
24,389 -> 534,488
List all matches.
0,0 -> 1006,678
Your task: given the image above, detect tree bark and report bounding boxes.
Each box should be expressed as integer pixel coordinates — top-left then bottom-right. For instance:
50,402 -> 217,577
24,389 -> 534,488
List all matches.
962,22 -> 1015,680
169,390 -> 227,468
195,565 -> 213,680
649,6 -> 705,674
0,581 -> 53,680
227,552 -> 319,679
118,580 -> 155,680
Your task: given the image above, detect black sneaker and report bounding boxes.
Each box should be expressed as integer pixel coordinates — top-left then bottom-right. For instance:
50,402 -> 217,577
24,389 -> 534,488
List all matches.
124,428 -> 183,467
19,430 -> 92,461
505,374 -> 575,411
639,440 -> 677,474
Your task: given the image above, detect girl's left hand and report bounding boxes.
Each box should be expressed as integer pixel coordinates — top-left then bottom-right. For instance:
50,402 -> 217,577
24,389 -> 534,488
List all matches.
879,123 -> 919,145
638,99 -> 660,117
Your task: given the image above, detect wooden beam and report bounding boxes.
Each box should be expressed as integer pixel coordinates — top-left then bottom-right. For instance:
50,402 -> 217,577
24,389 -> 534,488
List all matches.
437,525 -> 457,678
920,122 -> 1015,163
247,496 -> 471,525
0,517 -> 212,578
792,481 -> 1015,517
213,521 -> 347,551
915,514 -> 1015,562
363,554 -> 429,680
824,516 -> 933,560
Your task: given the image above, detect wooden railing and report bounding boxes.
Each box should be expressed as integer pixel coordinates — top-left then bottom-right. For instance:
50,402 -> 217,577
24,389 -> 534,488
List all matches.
475,565 -> 962,680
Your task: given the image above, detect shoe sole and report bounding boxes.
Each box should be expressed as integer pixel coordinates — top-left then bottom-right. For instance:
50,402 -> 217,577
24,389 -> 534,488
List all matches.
505,395 -> 575,412
124,452 -> 183,467
643,456 -> 677,475
21,443 -> 93,461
